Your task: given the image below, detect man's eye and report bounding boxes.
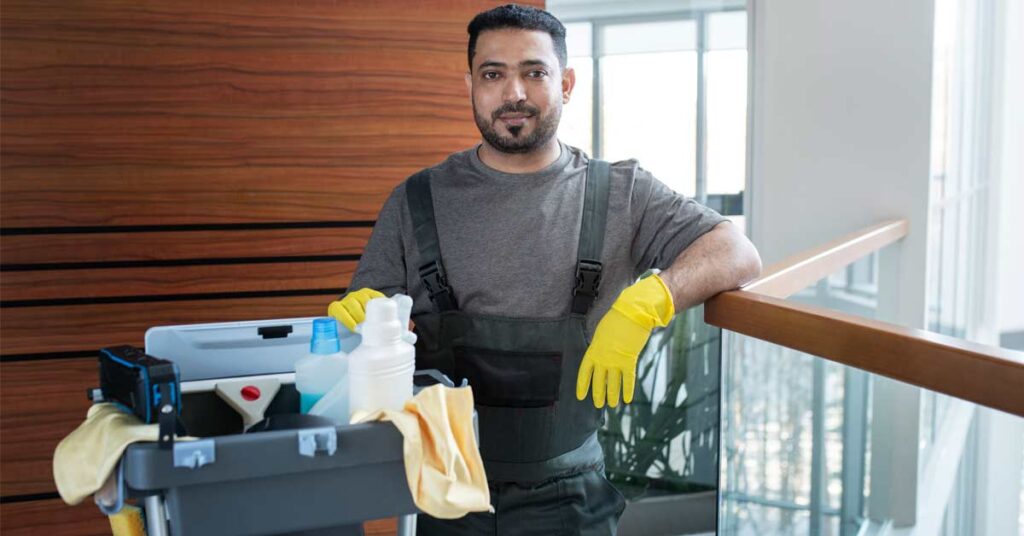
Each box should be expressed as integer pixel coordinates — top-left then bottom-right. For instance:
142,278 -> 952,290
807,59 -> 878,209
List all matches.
528,70 -> 548,79
482,72 -> 500,80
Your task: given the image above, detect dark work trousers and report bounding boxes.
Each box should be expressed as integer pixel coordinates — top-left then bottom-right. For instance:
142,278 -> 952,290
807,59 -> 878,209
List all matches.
417,470 -> 626,536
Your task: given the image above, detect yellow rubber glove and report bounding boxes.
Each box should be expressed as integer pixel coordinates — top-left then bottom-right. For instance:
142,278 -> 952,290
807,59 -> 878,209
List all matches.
327,288 -> 385,331
576,274 -> 675,408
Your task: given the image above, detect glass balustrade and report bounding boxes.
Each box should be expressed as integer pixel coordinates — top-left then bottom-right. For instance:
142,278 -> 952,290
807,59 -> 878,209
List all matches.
719,253 -> 879,535
601,303 -> 722,536
716,253 -> 1024,536
602,244 -> 1022,536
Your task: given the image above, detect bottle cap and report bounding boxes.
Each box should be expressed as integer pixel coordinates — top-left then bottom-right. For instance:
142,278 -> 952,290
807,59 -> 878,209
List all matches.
310,317 -> 341,354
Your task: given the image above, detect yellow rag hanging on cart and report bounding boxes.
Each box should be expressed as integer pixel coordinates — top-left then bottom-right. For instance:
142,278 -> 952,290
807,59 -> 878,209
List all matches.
351,384 -> 492,519
53,403 -> 160,506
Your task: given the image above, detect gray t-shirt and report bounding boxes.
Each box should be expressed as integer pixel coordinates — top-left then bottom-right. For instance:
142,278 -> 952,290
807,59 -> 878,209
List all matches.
349,142 -> 726,333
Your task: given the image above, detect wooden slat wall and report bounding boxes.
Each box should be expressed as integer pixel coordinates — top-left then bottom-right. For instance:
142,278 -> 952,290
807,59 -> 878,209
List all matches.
0,500 -> 397,536
0,500 -> 110,536
1,228 -> 374,265
1,295 -> 339,356
0,0 -> 540,532
1,261 -> 358,301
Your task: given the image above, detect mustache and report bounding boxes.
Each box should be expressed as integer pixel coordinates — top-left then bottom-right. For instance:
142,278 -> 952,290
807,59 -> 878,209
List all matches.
491,103 -> 540,120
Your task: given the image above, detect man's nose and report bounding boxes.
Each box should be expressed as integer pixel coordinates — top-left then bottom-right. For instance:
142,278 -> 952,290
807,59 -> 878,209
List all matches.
502,77 -> 526,103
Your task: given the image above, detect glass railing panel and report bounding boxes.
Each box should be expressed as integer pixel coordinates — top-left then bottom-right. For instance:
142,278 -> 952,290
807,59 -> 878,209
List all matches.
717,252 -> 1024,536
602,303 -> 722,535
720,335 -> 866,535
720,253 -> 879,536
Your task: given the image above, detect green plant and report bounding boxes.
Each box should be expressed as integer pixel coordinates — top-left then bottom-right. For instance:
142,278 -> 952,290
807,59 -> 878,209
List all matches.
599,305 -> 722,500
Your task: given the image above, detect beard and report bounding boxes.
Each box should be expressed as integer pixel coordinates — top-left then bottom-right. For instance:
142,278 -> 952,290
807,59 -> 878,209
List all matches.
473,101 -> 561,154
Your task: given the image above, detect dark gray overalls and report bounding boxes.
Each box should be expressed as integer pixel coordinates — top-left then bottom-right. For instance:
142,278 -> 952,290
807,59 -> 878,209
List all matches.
406,160 -> 627,536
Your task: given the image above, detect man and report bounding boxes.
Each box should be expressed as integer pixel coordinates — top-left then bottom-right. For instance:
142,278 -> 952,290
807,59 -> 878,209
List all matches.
329,4 -> 761,535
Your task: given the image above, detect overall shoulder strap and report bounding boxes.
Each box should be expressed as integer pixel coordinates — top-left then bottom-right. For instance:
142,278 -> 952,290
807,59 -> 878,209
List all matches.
405,171 -> 457,312
571,159 -> 611,315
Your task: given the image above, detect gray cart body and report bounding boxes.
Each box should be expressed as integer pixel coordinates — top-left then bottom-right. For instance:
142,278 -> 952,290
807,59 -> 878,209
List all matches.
116,317 -> 420,536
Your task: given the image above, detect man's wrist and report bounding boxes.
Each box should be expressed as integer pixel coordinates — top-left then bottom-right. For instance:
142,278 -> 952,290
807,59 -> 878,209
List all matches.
646,273 -> 676,325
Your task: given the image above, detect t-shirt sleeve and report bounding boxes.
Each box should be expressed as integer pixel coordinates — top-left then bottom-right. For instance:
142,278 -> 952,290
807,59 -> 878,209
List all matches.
630,166 -> 728,274
348,186 -> 408,297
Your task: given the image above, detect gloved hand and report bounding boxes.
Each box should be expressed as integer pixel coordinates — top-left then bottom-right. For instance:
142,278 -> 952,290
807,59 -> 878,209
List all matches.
327,288 -> 385,331
576,274 -> 675,408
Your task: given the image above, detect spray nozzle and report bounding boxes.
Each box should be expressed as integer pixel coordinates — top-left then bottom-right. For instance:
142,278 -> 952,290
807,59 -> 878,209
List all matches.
345,294 -> 417,346
361,298 -> 403,345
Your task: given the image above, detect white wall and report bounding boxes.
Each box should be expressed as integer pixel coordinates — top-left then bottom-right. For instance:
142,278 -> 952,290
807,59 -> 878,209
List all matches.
995,0 -> 1024,336
747,0 -> 934,331
746,0 -> 937,526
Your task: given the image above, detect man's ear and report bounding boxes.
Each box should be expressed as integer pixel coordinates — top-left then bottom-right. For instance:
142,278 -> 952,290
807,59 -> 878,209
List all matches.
465,71 -> 473,98
561,66 -> 576,104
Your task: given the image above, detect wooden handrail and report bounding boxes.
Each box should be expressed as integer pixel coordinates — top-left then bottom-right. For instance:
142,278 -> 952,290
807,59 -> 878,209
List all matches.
705,219 -> 1024,418
706,291 -> 1024,417
745,219 -> 909,299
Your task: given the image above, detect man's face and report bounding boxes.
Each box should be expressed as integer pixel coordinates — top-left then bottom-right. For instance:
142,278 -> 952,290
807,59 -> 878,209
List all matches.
467,29 -> 574,154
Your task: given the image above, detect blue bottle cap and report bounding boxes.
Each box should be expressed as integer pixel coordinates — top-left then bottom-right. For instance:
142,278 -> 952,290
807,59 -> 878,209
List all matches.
311,317 -> 341,354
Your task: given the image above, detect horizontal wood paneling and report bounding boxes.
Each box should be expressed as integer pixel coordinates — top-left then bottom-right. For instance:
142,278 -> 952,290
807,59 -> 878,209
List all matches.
1,1 -> 538,531
1,261 -> 355,302
366,518 -> 399,536
1,167 -> 412,227
0,0 -> 495,227
0,499 -> 110,536
0,499 -> 398,536
1,227 -> 373,266
0,359 -> 96,496
1,294 -> 338,356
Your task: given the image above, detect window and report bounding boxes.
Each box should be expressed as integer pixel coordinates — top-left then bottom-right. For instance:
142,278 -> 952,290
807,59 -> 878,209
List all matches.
557,10 -> 748,216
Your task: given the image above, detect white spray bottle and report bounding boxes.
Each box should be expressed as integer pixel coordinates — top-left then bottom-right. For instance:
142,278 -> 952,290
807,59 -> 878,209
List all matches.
347,296 -> 416,414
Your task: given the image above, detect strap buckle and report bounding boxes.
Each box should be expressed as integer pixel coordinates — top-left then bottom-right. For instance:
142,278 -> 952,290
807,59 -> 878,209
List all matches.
574,260 -> 603,297
419,261 -> 457,311
572,260 -> 603,314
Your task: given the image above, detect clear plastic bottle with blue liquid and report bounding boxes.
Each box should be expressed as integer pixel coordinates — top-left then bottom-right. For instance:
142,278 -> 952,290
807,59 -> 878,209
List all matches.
294,318 -> 348,413
307,295 -> 416,425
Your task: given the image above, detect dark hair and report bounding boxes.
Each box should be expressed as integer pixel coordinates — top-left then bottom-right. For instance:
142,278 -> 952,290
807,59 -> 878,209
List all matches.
467,4 -> 567,71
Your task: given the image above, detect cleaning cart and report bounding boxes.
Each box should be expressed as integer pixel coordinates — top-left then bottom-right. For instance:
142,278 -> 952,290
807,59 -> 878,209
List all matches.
103,317 -> 430,536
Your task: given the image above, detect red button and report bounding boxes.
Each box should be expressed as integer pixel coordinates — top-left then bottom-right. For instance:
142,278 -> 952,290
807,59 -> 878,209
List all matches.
240,386 -> 261,401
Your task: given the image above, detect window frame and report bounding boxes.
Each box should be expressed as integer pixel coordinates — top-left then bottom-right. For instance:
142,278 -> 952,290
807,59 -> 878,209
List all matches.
559,7 -> 747,211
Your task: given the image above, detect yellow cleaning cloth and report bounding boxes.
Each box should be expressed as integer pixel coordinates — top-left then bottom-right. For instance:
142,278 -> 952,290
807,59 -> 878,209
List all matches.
53,403 -> 160,505
351,385 -> 492,519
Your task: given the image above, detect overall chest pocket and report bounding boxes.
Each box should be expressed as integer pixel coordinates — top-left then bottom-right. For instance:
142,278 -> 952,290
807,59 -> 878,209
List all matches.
453,346 -> 563,408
